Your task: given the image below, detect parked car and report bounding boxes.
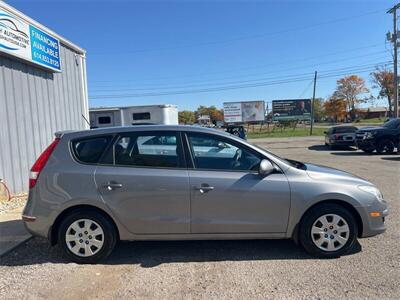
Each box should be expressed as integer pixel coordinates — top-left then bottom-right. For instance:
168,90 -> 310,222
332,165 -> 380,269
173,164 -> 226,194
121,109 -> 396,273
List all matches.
355,118 -> 400,154
225,125 -> 247,139
23,125 -> 387,263
324,126 -> 358,149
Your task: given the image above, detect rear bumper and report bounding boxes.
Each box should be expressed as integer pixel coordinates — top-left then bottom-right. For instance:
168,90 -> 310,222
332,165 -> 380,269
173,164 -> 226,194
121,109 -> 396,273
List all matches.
22,192 -> 52,239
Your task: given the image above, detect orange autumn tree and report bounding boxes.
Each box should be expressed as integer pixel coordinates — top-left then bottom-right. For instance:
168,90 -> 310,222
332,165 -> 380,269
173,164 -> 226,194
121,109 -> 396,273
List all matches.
333,75 -> 369,120
324,97 -> 347,122
370,67 -> 394,117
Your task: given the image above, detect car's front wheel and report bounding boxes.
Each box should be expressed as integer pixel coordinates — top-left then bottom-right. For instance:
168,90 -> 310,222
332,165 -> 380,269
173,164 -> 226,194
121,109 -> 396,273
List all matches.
376,139 -> 395,154
299,203 -> 358,258
58,210 -> 117,263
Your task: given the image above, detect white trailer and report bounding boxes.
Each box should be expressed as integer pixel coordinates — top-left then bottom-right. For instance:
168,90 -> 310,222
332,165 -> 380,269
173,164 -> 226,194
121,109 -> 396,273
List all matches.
89,104 -> 178,128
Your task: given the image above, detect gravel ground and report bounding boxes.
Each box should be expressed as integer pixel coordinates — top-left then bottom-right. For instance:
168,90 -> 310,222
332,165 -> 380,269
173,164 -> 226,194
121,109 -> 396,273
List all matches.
0,137 -> 399,299
0,196 -> 27,215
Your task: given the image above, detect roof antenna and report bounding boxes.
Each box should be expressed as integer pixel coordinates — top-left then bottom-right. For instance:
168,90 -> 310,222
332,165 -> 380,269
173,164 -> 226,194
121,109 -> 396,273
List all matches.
82,114 -> 90,127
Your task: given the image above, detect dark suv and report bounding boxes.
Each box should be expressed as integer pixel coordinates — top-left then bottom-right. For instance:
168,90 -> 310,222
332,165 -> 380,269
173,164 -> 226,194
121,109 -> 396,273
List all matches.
355,118 -> 400,154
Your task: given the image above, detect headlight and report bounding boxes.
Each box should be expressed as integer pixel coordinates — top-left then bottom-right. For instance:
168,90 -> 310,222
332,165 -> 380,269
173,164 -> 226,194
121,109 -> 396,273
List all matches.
364,132 -> 376,139
358,185 -> 384,202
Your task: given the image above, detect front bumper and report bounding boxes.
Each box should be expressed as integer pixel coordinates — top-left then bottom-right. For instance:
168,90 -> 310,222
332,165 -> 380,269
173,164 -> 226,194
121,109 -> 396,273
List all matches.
330,139 -> 355,146
358,202 -> 388,238
355,138 -> 376,150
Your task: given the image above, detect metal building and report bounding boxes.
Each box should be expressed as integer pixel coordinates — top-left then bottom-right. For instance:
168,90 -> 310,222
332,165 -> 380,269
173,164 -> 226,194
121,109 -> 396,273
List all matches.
0,1 -> 89,193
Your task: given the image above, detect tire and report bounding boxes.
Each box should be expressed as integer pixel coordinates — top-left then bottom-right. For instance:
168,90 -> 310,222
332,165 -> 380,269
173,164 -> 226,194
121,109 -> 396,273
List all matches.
58,210 -> 117,264
299,203 -> 358,258
376,139 -> 395,154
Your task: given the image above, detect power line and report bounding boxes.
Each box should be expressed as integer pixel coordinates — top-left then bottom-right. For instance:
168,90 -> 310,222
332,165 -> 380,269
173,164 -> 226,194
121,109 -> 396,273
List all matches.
89,62 -> 391,99
91,63 -> 390,93
90,51 -> 390,92
298,79 -> 314,98
91,43 -> 385,85
90,9 -> 383,56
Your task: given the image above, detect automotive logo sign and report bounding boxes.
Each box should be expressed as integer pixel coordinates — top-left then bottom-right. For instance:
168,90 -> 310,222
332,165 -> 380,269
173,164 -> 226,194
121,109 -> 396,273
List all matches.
0,7 -> 61,72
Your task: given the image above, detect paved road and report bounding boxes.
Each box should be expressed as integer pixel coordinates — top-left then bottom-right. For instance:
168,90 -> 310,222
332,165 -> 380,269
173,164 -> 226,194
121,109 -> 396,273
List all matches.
0,206 -> 31,256
0,137 -> 399,299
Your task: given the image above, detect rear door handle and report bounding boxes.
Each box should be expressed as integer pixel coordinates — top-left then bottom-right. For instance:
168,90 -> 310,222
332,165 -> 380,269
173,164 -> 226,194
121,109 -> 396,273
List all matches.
103,182 -> 123,191
194,184 -> 214,194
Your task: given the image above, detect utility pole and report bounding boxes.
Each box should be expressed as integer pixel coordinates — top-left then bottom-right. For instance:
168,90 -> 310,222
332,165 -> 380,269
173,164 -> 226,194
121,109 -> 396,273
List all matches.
310,71 -> 317,135
387,3 -> 400,118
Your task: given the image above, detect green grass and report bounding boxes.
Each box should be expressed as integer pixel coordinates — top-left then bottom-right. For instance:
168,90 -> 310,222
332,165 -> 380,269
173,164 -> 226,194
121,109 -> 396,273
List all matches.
247,127 -> 326,139
354,117 -> 386,125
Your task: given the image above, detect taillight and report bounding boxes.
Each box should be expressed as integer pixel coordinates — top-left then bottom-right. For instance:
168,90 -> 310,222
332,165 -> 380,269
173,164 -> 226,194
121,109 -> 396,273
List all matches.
29,138 -> 60,189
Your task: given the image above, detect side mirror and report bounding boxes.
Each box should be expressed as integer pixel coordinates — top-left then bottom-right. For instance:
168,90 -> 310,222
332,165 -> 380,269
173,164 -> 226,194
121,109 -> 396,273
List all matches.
259,159 -> 274,176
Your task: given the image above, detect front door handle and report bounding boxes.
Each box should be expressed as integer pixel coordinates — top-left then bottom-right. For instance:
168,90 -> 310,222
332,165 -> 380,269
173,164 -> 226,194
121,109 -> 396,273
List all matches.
194,184 -> 214,194
103,182 -> 123,191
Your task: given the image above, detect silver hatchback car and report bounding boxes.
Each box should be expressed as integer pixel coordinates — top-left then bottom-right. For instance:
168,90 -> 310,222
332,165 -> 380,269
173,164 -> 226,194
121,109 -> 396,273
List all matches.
23,126 -> 388,263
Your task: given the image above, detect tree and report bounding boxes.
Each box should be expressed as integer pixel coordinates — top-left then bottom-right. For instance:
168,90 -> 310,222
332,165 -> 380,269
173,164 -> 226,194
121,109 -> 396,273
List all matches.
178,110 -> 195,124
312,98 -> 326,122
195,105 -> 223,124
370,67 -> 394,116
324,96 -> 347,122
333,75 -> 369,120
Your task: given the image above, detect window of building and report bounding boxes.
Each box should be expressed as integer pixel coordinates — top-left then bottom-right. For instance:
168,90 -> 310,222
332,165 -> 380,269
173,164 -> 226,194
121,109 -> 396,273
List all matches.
132,112 -> 151,121
98,116 -> 111,124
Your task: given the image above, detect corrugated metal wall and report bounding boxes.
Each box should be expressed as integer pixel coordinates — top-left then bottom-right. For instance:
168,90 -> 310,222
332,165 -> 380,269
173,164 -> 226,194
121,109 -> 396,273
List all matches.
0,44 -> 89,193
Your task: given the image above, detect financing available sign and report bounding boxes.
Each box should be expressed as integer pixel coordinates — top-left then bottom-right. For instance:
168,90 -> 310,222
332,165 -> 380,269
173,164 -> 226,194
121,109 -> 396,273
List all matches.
223,101 -> 265,123
272,99 -> 311,121
0,7 -> 61,71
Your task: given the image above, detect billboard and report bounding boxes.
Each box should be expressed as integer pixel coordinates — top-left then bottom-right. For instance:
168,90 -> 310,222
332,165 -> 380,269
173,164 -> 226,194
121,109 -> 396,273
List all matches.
0,6 -> 61,71
223,101 -> 265,123
272,99 -> 311,121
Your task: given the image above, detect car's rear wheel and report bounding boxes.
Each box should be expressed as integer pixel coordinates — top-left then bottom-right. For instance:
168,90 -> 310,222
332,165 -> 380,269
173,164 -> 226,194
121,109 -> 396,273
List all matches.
299,203 -> 358,258
58,210 -> 117,263
376,139 -> 394,154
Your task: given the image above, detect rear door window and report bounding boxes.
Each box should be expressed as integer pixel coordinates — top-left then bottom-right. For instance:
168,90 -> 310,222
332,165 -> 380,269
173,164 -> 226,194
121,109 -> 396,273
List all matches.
72,136 -> 113,164
113,132 -> 184,168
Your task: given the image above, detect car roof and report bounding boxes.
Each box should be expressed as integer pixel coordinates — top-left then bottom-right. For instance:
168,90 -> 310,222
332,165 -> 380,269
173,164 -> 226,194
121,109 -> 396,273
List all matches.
56,125 -> 234,140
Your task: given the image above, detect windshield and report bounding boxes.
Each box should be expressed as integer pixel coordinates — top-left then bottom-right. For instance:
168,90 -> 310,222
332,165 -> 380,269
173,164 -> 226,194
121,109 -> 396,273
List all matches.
383,119 -> 400,129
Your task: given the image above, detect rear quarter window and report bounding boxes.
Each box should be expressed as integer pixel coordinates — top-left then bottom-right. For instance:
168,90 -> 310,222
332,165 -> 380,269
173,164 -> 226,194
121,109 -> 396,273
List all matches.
72,136 -> 113,164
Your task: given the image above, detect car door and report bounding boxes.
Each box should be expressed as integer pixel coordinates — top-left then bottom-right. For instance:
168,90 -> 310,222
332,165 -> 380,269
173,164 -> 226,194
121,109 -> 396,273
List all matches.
185,132 -> 291,234
95,131 -> 190,234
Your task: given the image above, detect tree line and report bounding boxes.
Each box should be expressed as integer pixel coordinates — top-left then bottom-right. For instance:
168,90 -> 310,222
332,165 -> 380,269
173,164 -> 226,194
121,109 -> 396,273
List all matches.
178,67 -> 395,124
